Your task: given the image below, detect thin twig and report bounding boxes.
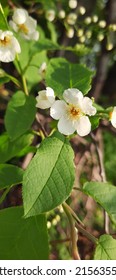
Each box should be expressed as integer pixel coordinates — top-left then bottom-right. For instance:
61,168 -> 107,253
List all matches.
91,131 -> 110,234
63,203 -> 81,260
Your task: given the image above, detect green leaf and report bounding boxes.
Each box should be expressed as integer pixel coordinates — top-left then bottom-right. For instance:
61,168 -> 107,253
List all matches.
5,91 -> 36,140
89,115 -> 100,130
46,58 -> 93,98
0,132 -> 34,163
94,235 -> 116,260
0,164 -> 24,190
23,132 -> 75,217
0,207 -> 49,260
32,39 -> 60,54
83,181 -> 116,225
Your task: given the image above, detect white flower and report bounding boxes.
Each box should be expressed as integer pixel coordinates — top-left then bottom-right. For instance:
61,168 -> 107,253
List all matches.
0,30 -> 21,63
110,107 -> 116,128
36,87 -> 55,109
9,8 -> 39,41
50,88 -> 96,137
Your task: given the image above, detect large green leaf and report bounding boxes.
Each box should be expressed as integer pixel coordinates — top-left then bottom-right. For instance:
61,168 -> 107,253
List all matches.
0,132 -> 34,163
83,181 -> 116,225
0,207 -> 49,260
46,58 -> 93,98
23,132 -> 75,217
5,91 -> 36,140
0,164 -> 24,190
94,235 -> 116,260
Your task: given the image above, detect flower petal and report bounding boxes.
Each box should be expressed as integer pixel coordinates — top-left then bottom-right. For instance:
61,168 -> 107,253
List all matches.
11,37 -> 21,53
0,49 -> 15,63
36,91 -> 51,109
81,97 -> 97,116
12,9 -> 28,25
111,106 -> 116,128
63,88 -> 83,105
58,116 -> 76,135
50,100 -> 66,120
76,116 -> 91,136
46,87 -> 55,104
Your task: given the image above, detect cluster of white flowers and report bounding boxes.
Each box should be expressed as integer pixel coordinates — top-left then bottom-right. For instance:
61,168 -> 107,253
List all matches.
0,8 -> 39,63
36,87 -> 97,137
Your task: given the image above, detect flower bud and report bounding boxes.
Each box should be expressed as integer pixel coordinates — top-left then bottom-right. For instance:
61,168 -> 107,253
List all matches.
84,17 -> 92,24
79,6 -> 86,15
46,9 -> 55,22
66,13 -> 77,25
85,30 -> 92,39
58,10 -> 66,19
69,0 -> 78,9
66,27 -> 75,38
106,42 -> 113,50
98,20 -> 106,28
79,35 -> 85,43
97,33 -> 104,41
77,28 -> 84,37
47,221 -> 52,229
92,15 -> 98,23
108,24 -> 116,31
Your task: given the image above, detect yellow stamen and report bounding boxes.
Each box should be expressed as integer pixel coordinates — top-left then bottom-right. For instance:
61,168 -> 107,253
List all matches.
0,36 -> 11,46
68,104 -> 82,120
18,24 -> 29,34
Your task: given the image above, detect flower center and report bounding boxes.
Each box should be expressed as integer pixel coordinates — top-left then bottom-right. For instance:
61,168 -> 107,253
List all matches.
68,104 -> 82,120
0,36 -> 11,46
18,24 -> 29,34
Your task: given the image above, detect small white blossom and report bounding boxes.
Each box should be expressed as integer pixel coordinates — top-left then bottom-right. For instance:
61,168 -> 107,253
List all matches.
36,87 -> 55,109
46,10 -> 55,22
50,88 -> 96,137
110,107 -> 116,128
9,8 -> 39,41
69,0 -> 78,9
0,30 -> 21,63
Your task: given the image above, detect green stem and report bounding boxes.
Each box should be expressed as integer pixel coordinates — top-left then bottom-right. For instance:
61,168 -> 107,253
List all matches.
16,55 -> 29,96
75,223 -> 98,244
63,202 -> 98,244
63,202 -> 84,226
0,186 -> 12,205
0,4 -> 9,30
63,203 -> 80,260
